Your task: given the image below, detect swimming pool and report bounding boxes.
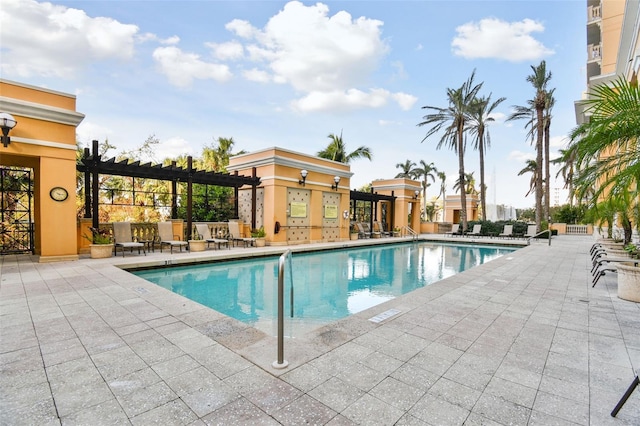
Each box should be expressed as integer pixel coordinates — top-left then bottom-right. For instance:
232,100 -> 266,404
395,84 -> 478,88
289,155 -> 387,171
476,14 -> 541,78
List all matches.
133,242 -> 516,336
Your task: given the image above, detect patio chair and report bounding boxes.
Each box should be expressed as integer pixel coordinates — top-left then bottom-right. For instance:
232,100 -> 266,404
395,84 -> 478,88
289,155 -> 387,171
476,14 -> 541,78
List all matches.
444,224 -> 460,237
524,225 -> 538,239
157,221 -> 188,253
195,223 -> 229,250
113,222 -> 145,257
228,221 -> 255,247
356,222 -> 371,238
466,224 -> 482,237
373,221 -> 391,237
499,224 -> 514,238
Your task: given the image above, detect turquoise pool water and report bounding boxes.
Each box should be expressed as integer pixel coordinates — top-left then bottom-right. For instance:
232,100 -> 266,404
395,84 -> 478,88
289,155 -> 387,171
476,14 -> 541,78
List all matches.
133,242 -> 516,336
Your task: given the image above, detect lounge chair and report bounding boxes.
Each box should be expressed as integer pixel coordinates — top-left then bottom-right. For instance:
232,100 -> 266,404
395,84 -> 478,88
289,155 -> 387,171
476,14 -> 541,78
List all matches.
524,225 -> 538,239
195,223 -> 229,250
157,221 -> 188,253
499,224 -> 514,238
444,224 -> 460,237
113,222 -> 145,257
373,221 -> 391,237
356,222 -> 371,238
466,224 -> 482,237
228,221 -> 255,247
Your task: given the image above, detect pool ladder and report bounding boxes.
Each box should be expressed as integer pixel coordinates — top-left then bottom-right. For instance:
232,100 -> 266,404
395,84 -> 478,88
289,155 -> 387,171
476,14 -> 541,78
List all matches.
401,226 -> 419,241
273,249 -> 293,369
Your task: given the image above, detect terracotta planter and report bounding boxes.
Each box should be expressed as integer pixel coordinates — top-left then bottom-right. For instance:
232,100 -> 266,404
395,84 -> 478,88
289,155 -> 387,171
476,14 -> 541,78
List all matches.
188,240 -> 206,252
254,238 -> 266,247
350,233 -> 359,240
90,244 -> 114,259
617,263 -> 640,302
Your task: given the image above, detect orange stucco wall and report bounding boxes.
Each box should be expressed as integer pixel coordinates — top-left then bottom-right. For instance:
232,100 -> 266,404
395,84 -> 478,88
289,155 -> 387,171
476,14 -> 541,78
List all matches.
229,147 -> 352,245
371,178 -> 422,231
0,79 -> 84,261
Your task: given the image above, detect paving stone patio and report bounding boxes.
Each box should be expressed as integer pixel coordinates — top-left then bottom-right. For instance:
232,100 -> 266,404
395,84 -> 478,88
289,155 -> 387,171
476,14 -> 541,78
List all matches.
1,234 -> 640,425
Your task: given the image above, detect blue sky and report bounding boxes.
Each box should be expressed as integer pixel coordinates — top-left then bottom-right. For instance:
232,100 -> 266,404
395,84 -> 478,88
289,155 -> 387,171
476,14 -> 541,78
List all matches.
1,0 -> 586,208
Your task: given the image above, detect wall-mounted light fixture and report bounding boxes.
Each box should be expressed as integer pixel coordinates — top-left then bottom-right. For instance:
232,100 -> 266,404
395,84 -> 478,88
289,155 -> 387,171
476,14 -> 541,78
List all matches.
298,169 -> 308,186
331,175 -> 341,191
0,113 -> 17,148
413,190 -> 420,199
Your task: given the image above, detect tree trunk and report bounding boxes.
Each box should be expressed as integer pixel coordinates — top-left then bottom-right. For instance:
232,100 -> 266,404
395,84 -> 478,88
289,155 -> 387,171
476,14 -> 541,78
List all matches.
535,105 -> 544,232
544,119 -> 551,221
479,133 -> 486,221
458,124 -> 467,231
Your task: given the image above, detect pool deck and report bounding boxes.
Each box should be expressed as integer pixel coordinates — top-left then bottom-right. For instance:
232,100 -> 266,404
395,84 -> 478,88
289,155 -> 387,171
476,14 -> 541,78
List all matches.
2,234 -> 640,425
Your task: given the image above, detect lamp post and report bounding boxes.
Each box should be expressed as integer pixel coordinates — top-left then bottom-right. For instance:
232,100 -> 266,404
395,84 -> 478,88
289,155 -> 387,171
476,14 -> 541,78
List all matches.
0,112 -> 17,148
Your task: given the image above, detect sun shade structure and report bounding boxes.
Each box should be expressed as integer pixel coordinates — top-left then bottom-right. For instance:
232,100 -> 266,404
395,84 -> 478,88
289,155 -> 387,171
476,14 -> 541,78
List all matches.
77,140 -> 261,233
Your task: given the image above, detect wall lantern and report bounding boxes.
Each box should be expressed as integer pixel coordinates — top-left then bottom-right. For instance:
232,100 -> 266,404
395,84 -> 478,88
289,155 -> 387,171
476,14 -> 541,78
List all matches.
331,175 -> 341,191
414,190 -> 420,199
0,112 -> 17,148
298,169 -> 308,186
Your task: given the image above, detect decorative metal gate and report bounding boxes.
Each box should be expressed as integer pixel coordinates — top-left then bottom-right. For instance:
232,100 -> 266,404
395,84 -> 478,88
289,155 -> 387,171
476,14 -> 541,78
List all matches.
1,167 -> 34,255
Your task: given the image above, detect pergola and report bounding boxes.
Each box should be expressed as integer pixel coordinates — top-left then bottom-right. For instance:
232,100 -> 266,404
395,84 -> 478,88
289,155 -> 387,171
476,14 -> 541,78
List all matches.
349,189 -> 396,231
77,140 -> 261,234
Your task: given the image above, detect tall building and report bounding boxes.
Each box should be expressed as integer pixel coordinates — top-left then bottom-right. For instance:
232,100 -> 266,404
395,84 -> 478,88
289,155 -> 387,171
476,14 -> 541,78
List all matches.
575,0 -> 639,124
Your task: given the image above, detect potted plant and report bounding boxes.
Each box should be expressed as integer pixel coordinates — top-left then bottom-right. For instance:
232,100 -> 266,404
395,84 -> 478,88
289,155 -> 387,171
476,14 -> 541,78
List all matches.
393,227 -> 401,237
251,226 -> 267,247
84,227 -> 114,259
350,225 -> 359,240
188,227 -> 206,252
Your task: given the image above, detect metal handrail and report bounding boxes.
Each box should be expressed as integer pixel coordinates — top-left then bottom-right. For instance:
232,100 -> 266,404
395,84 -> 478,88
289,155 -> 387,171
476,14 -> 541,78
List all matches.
273,250 -> 291,369
527,230 -> 552,246
403,226 -> 418,240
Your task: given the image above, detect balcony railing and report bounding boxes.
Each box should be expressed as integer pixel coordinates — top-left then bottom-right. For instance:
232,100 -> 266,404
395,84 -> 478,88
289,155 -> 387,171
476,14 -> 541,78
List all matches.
588,43 -> 602,61
588,5 -> 601,22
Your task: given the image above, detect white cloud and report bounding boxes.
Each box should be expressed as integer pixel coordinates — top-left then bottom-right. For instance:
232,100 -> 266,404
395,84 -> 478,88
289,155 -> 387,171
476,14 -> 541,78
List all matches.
76,121 -> 114,146
0,0 -> 139,78
152,46 -> 232,88
291,88 -> 416,113
243,68 -> 271,83
206,41 -> 244,60
488,112 -> 507,123
379,119 -> 402,126
392,93 -> 418,111
155,137 -> 194,160
223,1 -> 413,112
226,19 -> 258,39
161,35 -> 181,45
452,18 -> 554,62
508,150 -> 535,162
550,134 -> 568,148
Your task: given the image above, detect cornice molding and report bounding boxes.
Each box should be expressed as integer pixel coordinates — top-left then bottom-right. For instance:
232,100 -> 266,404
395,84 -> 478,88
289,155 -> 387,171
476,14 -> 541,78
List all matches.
0,97 -> 85,126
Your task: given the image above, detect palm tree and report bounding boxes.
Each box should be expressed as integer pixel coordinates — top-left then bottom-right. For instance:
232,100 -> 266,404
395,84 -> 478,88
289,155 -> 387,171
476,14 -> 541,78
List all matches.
518,159 -> 538,197
395,160 -> 416,178
468,93 -> 506,221
412,160 -> 438,220
437,171 -> 447,221
418,70 -> 482,230
543,89 -> 556,219
570,76 -> 640,244
201,137 -> 244,172
527,61 -> 552,231
453,172 -> 477,195
552,146 -> 577,206
317,131 -> 372,164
